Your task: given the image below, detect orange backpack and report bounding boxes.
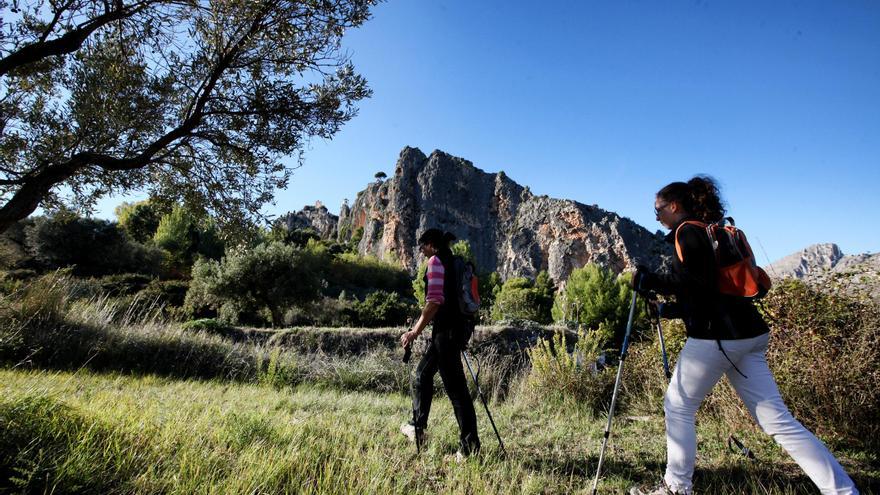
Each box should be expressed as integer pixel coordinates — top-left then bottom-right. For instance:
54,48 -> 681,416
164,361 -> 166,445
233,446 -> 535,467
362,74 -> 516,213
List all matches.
674,218 -> 772,298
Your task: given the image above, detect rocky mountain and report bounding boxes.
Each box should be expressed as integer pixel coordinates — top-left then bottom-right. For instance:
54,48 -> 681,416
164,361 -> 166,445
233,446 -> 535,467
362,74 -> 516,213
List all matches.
284,147 -> 669,284
768,243 -> 880,302
766,243 -> 844,280
278,202 -> 338,240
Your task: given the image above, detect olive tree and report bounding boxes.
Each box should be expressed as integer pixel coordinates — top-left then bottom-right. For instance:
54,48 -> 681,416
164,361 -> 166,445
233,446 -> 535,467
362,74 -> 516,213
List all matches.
185,241 -> 321,327
0,0 -> 377,235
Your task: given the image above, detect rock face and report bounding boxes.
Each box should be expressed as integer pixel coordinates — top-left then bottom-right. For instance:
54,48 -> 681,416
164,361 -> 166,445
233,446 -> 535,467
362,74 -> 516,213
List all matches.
310,147 -> 669,283
766,243 -> 844,280
768,243 -> 880,302
278,202 -> 338,240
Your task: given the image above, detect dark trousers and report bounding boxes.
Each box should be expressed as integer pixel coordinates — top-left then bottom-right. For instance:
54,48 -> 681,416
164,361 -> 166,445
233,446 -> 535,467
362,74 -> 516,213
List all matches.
411,328 -> 480,454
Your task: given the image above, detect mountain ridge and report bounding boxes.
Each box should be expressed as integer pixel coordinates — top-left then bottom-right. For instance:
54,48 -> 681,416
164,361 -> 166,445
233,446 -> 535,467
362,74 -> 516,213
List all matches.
282,146 -> 670,283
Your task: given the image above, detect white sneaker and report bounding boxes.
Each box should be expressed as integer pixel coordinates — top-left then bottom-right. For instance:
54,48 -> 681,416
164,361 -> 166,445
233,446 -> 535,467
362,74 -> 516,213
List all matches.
629,481 -> 689,495
399,422 -> 426,449
400,422 -> 416,441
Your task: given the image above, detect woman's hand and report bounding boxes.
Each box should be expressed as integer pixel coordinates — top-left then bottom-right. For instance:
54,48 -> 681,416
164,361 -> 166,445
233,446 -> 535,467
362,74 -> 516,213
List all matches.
400,329 -> 419,348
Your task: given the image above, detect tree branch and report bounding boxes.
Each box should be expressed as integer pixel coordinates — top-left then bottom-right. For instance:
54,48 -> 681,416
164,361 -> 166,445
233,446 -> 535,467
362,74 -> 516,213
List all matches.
0,1 -> 151,77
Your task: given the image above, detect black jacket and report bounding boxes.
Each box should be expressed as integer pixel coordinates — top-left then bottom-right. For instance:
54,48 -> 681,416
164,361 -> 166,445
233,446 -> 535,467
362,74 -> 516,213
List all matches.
426,252 -> 464,330
640,217 -> 769,340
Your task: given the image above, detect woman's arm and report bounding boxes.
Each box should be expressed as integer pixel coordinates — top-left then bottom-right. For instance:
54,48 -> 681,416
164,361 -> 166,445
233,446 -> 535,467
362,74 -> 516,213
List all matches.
401,302 -> 440,347
400,255 -> 446,348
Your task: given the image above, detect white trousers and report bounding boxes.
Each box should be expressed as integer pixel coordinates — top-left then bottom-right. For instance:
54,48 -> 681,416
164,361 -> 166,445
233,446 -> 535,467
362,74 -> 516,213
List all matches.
663,333 -> 859,495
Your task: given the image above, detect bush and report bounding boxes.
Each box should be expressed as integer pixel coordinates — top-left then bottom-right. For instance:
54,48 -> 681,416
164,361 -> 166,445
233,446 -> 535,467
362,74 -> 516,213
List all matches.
185,241 -> 321,327
551,264 -> 643,347
326,252 -> 412,296
755,280 -> 879,450
115,200 -> 162,244
526,327 -> 616,411
152,206 -> 224,275
140,279 -> 189,308
490,275 -> 554,324
0,218 -> 33,270
95,273 -> 154,296
180,318 -> 237,338
351,290 -> 415,327
25,215 -> 164,276
285,296 -> 356,327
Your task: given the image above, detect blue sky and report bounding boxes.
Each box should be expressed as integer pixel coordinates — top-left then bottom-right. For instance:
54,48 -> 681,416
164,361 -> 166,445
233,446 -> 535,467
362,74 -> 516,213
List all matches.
97,0 -> 880,262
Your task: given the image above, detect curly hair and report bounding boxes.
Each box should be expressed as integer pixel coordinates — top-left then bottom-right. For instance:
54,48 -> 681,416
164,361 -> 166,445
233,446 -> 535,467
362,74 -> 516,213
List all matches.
657,175 -> 725,223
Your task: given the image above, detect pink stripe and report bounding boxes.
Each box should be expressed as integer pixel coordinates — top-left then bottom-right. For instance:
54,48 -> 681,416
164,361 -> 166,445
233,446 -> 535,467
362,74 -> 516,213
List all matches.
425,256 -> 445,304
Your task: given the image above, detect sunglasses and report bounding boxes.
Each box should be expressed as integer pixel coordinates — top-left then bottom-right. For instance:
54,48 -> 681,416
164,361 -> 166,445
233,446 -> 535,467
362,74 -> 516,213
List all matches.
654,202 -> 669,216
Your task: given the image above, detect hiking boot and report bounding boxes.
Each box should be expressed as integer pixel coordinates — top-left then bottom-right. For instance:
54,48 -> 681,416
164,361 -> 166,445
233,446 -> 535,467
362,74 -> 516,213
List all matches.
399,422 -> 426,450
629,481 -> 690,495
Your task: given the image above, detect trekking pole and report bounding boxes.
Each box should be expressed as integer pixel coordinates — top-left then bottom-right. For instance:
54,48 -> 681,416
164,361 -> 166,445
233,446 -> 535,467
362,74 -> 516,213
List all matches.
728,435 -> 756,460
656,313 -> 672,381
590,290 -> 639,495
401,317 -> 420,454
462,350 -> 506,454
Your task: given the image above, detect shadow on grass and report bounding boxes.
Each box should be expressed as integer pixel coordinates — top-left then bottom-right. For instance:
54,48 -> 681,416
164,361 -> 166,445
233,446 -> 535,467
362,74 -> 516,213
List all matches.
1,320 -> 260,382
518,449 -> 878,494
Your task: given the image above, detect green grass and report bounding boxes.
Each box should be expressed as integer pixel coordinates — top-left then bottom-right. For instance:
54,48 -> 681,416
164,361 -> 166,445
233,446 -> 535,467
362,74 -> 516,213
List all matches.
3,369 -> 876,494
2,274 -> 878,493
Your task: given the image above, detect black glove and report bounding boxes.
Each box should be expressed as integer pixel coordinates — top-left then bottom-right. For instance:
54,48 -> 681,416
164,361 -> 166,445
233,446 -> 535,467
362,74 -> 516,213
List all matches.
645,300 -> 666,319
631,265 -> 652,293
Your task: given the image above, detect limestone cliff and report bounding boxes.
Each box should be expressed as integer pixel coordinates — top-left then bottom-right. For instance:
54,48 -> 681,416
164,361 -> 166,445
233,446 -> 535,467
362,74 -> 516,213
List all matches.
279,202 -> 338,240
320,147 -> 669,282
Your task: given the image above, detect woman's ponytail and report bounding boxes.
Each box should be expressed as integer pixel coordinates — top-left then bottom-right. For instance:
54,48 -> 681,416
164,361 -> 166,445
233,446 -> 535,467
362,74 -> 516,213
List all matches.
657,175 -> 725,223
686,176 -> 725,223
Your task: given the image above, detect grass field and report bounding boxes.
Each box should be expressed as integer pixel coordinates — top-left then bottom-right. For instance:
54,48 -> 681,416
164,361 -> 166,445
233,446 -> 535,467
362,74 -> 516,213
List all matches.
3,366 -> 875,494
2,274 -> 878,493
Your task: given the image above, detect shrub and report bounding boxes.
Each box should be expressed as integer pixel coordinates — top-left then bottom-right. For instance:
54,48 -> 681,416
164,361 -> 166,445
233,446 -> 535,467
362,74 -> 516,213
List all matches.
490,275 -> 554,324
115,200 -> 162,244
327,252 -> 411,295
25,215 -> 163,276
152,206 -> 224,275
185,241 -> 321,327
526,327 -> 616,411
180,318 -> 237,338
753,280 -> 879,450
95,273 -> 154,296
285,296 -> 355,327
140,279 -> 189,307
551,264 -> 643,347
0,218 -> 33,270
351,290 -> 415,327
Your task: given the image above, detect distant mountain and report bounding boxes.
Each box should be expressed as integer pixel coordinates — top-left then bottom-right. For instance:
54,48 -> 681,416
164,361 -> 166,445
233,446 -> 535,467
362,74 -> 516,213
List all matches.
766,243 -> 844,280
282,146 -> 670,282
768,243 -> 880,302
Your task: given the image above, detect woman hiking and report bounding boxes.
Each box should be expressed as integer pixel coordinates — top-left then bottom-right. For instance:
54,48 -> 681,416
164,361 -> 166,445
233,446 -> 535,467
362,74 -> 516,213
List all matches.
399,228 -> 480,460
629,177 -> 858,495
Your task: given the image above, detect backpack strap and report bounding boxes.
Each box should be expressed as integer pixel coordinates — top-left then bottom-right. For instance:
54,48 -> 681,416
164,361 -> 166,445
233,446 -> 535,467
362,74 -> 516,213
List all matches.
674,220 -> 708,263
